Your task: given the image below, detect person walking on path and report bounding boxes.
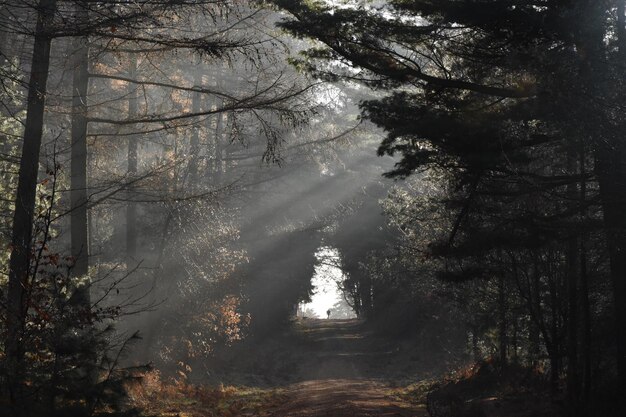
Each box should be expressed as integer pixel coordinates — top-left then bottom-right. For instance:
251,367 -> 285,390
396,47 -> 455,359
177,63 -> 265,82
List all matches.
326,309 -> 331,319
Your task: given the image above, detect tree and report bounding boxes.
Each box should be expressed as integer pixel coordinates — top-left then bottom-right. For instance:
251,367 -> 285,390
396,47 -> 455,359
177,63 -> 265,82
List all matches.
70,1 -> 89,301
5,0 -> 57,401
274,0 -> 626,409
2,0 -> 323,406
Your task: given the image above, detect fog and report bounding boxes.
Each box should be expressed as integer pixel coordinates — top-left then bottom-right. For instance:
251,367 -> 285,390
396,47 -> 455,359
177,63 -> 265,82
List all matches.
2,1 -> 626,416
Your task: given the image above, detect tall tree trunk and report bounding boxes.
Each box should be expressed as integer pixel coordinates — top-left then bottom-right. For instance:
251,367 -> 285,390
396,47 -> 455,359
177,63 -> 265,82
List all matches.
214,101 -> 224,183
0,1 -> 17,66
70,4 -> 90,305
4,0 -> 57,402
359,272 -> 372,318
472,327 -> 481,362
528,254 -> 542,367
579,223 -> 591,414
572,0 -> 626,392
609,0 -> 626,390
578,141 -> 592,414
566,148 -> 580,414
596,146 -> 626,388
69,6 -> 98,403
188,70 -> 201,189
528,318 -> 540,367
511,318 -> 519,363
618,0 -> 625,61
126,54 -> 138,261
498,272 -> 508,365
547,256 -> 562,396
223,109 -> 233,175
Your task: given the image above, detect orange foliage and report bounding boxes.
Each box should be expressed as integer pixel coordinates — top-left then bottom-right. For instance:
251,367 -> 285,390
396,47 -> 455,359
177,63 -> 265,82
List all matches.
127,369 -> 282,417
157,294 -> 250,380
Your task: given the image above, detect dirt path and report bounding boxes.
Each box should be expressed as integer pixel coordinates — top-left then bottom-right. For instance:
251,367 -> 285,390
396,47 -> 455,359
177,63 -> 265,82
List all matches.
138,319 -> 554,417
262,319 -> 429,416
156,319 -> 442,416
268,379 -> 426,417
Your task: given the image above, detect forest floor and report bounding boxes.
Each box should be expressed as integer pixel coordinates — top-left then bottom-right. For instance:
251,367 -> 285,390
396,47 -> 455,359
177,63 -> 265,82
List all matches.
135,318 -> 450,416
216,319 -> 447,386
254,318 -> 431,416
134,319 -> 559,416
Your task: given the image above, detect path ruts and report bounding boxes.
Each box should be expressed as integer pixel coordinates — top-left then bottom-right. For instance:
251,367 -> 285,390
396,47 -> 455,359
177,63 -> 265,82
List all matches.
266,319 -> 428,417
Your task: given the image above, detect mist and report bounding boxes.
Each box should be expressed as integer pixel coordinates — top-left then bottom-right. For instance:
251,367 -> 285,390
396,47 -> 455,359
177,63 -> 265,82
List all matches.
2,1 -> 626,416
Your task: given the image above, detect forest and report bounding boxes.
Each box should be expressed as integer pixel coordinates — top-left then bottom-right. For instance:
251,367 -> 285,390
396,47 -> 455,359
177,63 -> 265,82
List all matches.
0,1 -> 625,416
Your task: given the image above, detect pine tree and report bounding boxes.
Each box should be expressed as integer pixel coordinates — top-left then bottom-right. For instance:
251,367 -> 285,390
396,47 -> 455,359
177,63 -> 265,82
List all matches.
274,0 -> 626,407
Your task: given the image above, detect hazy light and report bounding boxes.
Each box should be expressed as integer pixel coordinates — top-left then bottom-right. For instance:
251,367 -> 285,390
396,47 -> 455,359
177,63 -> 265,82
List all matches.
298,246 -> 356,319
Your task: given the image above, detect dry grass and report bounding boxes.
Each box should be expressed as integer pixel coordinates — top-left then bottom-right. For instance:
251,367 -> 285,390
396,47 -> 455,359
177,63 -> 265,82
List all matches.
391,361 -> 559,417
389,379 -> 439,405
127,370 -> 286,417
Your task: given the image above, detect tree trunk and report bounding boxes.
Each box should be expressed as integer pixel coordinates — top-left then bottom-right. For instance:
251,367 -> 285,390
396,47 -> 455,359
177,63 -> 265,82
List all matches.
69,6 -> 99,403
360,272 -> 372,319
576,0 -> 626,392
549,347 -> 561,397
566,148 -> 580,414
4,0 -> 57,402
214,100 -> 224,183
529,254 -> 542,367
529,318 -> 540,367
618,0 -> 626,61
472,327 -> 481,362
595,147 -> 626,389
0,1 -> 18,66
70,4 -> 90,305
188,70 -> 201,189
607,0 -> 626,391
126,54 -> 138,261
580,232 -> 591,414
578,141 -> 592,414
547,257 -> 563,396
498,272 -> 507,365
223,109 -> 233,175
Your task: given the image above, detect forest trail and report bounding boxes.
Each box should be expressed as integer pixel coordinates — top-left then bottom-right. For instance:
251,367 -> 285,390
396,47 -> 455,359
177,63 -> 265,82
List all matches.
268,379 -> 426,417
216,318 -> 437,385
263,319 -> 429,417
284,319 -> 404,380
201,318 -> 444,416
130,317 -> 454,417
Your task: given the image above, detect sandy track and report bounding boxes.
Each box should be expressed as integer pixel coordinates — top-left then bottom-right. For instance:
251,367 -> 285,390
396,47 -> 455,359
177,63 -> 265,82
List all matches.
268,379 -> 427,417
264,319 -> 428,417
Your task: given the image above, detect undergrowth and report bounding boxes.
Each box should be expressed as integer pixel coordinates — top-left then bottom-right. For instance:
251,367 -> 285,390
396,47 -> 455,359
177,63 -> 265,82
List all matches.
127,370 -> 285,417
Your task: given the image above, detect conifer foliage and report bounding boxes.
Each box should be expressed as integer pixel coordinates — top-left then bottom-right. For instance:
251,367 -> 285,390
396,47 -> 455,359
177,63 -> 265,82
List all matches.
274,0 -> 626,413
